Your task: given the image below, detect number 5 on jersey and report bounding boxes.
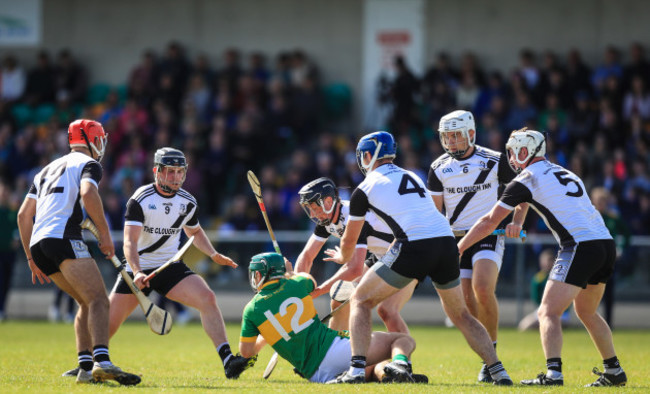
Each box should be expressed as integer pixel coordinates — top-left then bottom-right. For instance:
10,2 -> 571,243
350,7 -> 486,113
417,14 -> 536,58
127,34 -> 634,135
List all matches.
262,297 -> 315,343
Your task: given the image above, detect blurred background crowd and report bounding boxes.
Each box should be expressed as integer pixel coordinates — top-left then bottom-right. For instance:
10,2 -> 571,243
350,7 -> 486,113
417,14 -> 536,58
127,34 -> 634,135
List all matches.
1,41 -> 650,300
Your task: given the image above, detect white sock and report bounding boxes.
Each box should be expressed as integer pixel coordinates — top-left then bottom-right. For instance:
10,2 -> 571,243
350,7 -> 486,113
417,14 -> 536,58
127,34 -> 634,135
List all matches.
348,366 -> 365,376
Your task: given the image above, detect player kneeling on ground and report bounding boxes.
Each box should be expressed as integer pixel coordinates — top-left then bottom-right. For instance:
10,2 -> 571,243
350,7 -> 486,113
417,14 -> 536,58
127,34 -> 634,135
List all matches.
238,252 -> 427,384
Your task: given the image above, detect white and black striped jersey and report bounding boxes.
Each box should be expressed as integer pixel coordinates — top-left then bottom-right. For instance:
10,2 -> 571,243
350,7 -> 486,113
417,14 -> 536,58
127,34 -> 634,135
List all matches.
27,152 -> 102,246
350,163 -> 453,242
124,184 -> 199,271
311,200 -> 393,256
428,146 -> 516,231
498,160 -> 611,246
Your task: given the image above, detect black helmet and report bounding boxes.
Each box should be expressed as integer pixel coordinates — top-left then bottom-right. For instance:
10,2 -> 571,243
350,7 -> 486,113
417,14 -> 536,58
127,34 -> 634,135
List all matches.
153,147 -> 187,193
298,177 -> 339,226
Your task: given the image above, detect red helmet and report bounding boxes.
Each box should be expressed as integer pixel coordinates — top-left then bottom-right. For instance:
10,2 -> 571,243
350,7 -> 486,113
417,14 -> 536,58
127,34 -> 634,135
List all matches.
68,119 -> 108,161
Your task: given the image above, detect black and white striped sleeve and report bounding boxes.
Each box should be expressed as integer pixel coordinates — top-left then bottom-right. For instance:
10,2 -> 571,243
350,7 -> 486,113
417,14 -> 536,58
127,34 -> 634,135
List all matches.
427,166 -> 443,194
80,161 -> 103,188
185,205 -> 199,228
498,181 -> 533,210
124,198 -> 145,226
27,183 -> 37,200
348,188 -> 369,221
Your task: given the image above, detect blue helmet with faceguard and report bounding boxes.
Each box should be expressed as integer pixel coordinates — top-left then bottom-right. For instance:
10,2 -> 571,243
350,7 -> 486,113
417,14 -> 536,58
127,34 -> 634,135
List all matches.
355,131 -> 397,175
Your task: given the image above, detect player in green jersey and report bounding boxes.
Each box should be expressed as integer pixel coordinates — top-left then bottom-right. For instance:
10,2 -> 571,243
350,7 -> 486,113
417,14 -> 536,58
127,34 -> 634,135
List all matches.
238,252 -> 426,383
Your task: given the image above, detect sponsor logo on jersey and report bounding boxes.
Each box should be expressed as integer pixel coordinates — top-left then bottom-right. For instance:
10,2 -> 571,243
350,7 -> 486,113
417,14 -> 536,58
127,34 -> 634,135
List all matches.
162,202 -> 172,206
142,226 -> 183,235
445,183 -> 493,194
149,204 -> 157,210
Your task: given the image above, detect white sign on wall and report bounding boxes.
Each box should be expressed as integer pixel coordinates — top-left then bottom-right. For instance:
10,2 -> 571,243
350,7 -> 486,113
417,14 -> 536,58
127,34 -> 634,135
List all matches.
362,0 -> 424,130
0,0 -> 42,46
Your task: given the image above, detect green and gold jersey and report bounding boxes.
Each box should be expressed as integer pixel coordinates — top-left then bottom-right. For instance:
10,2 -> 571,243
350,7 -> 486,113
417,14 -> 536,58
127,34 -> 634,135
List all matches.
240,274 -> 343,379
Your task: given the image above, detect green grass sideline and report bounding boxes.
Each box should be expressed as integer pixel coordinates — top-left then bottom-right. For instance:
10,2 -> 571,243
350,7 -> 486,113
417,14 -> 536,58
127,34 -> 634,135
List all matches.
0,321 -> 647,392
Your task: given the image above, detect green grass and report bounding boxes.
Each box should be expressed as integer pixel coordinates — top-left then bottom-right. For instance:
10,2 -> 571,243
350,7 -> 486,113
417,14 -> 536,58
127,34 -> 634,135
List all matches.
0,321 -> 648,392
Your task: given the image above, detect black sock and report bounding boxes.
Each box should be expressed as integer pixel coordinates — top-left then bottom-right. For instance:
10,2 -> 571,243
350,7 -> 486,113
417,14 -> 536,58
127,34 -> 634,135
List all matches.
217,343 -> 233,367
350,355 -> 367,368
603,356 -> 620,370
487,361 -> 505,376
546,357 -> 562,373
78,350 -> 93,372
92,345 -> 110,363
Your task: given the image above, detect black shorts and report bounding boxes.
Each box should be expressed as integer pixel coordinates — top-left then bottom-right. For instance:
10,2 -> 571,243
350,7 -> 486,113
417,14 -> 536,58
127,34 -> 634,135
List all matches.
456,234 -> 505,277
378,236 -> 460,288
30,238 -> 92,276
111,261 -> 195,297
364,254 -> 379,268
550,239 -> 616,288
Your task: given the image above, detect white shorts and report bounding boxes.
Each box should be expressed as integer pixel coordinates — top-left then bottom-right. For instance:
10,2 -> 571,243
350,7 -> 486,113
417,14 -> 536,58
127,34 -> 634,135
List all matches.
459,235 -> 505,279
309,336 -> 351,383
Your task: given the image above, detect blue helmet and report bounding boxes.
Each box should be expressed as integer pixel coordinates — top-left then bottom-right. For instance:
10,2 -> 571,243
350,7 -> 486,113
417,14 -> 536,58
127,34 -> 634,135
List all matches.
355,131 -> 397,175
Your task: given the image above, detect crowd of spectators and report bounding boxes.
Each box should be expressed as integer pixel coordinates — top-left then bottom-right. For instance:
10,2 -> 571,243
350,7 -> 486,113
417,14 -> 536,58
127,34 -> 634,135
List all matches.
1,42 -> 650,265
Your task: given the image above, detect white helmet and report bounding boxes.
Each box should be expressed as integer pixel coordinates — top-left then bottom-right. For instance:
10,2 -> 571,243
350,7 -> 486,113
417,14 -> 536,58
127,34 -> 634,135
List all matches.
438,110 -> 476,159
505,128 -> 546,172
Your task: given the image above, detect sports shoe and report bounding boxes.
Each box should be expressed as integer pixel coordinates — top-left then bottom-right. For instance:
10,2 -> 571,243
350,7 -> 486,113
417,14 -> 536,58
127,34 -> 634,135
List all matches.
224,354 -> 257,379
477,363 -> 493,383
62,367 -> 80,377
521,372 -> 563,386
326,371 -> 365,384
493,376 -> 513,386
383,361 -> 415,383
585,367 -> 627,387
92,363 -> 141,386
76,369 -> 96,384
383,372 -> 429,384
412,373 -> 429,384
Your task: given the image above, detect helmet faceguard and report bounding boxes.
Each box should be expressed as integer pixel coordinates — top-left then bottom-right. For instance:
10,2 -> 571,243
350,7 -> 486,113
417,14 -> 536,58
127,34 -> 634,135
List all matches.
438,110 -> 476,159
249,252 -> 287,293
68,119 -> 108,161
153,147 -> 187,194
298,177 -> 339,226
356,131 -> 397,176
505,127 -> 546,173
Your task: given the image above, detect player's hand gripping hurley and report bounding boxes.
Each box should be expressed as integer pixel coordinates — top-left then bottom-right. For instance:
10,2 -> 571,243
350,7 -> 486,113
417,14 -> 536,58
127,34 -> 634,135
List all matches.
81,218 -> 172,335
142,235 -> 194,283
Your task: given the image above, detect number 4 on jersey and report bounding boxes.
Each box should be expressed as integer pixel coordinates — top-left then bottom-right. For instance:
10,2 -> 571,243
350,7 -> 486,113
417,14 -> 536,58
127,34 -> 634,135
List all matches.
398,174 -> 426,197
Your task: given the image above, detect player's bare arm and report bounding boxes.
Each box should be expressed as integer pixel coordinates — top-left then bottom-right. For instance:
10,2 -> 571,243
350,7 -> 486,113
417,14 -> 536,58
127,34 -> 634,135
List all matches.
295,236 -> 326,273
80,181 -> 114,259
312,246 -> 365,298
432,194 -> 444,213
323,219 -> 364,265
506,203 -> 529,238
17,197 -> 50,285
184,225 -> 238,268
458,203 -> 511,255
123,223 -> 148,289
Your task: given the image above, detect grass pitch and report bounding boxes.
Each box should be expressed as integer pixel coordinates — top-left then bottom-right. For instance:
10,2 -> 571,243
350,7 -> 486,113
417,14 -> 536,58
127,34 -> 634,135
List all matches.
0,320 -> 648,393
